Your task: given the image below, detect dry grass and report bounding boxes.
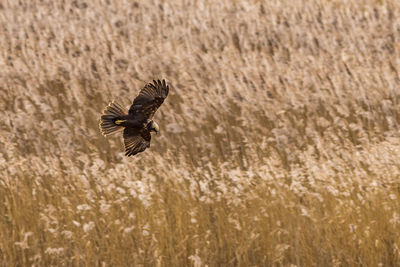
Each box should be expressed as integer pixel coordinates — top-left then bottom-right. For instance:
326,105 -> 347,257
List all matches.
1,0 -> 400,266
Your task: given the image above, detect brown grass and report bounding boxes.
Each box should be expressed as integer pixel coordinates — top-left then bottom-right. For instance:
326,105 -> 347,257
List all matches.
1,0 -> 400,266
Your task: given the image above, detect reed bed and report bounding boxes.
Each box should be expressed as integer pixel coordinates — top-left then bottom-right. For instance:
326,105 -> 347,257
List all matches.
1,0 -> 400,265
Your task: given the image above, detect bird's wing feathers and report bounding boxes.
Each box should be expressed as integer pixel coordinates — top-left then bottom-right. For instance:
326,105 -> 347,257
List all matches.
123,128 -> 151,157
129,79 -> 169,121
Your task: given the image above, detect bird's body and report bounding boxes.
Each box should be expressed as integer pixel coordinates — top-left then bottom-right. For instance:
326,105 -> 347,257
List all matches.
99,80 -> 169,156
115,116 -> 145,128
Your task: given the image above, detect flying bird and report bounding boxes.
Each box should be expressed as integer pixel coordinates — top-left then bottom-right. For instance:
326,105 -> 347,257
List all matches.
99,79 -> 169,156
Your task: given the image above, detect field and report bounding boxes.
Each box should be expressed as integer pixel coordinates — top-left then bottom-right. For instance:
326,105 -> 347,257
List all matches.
1,0 -> 400,266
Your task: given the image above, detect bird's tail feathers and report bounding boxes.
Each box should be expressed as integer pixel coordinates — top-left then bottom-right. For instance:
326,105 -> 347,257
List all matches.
99,101 -> 127,136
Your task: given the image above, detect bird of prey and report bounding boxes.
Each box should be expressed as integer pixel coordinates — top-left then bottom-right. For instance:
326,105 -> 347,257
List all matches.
99,79 -> 169,156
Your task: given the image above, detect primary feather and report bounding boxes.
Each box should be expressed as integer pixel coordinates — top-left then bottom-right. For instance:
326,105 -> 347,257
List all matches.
129,79 -> 169,122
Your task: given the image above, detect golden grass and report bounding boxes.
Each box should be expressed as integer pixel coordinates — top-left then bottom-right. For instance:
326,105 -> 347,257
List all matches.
1,0 -> 400,265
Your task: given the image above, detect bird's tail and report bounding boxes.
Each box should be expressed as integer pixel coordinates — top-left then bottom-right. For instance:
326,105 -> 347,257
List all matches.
99,101 -> 127,136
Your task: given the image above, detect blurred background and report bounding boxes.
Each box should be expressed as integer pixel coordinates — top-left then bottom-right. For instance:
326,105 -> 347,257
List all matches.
1,0 -> 400,265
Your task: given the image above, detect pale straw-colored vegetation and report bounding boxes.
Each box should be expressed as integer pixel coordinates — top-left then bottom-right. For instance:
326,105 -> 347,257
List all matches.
1,0 -> 400,266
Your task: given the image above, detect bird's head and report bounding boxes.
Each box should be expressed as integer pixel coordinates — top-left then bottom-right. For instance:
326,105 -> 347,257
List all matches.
149,121 -> 159,135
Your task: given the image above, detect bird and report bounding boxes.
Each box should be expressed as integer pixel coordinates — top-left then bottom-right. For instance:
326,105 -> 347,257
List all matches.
99,79 -> 169,156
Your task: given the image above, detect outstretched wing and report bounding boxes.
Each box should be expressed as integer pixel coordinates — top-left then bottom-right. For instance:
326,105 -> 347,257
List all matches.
123,128 -> 151,156
128,79 -> 169,122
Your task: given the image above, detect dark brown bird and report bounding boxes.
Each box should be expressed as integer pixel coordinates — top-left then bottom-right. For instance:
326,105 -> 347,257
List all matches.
99,79 -> 169,156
